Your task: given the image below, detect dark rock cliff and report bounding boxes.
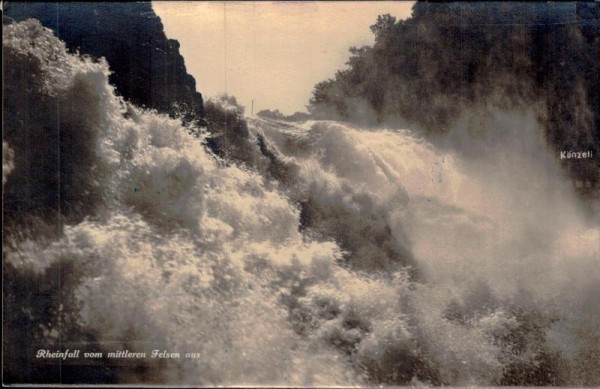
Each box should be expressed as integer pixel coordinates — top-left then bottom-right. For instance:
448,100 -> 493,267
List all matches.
4,1 -> 204,123
308,2 -> 599,197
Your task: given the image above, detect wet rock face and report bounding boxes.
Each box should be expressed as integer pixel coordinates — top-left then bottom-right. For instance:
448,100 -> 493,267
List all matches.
4,2 -> 204,123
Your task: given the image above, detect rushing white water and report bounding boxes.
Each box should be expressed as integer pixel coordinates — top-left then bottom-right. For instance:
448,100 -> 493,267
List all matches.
248,114 -> 600,385
3,20 -> 599,386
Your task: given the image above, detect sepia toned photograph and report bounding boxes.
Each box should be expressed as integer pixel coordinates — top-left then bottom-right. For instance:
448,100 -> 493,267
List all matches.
2,1 -> 599,386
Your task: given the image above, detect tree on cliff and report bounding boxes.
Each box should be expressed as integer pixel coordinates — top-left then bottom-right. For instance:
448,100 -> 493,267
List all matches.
308,2 -> 599,195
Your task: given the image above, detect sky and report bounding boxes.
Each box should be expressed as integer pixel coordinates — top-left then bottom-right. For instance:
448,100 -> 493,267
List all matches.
152,1 -> 415,115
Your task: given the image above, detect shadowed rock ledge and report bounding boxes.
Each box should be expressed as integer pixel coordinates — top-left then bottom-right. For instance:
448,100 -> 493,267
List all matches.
4,1 -> 204,123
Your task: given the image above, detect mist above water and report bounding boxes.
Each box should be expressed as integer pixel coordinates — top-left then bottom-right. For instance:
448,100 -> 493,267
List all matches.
3,18 -> 599,386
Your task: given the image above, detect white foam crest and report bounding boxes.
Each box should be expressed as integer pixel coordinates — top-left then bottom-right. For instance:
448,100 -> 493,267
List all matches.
249,112 -> 600,384
5,19 -> 599,385
62,212 -> 355,385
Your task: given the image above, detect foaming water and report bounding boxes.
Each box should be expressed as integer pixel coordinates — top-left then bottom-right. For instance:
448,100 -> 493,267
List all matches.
3,20 -> 599,386
248,114 -> 600,385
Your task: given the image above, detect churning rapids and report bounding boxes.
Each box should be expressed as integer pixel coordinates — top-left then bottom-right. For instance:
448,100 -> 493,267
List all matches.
3,20 -> 600,386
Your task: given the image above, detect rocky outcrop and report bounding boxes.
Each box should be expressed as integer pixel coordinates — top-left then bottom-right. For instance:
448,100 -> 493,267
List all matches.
308,3 -> 600,196
4,2 -> 204,123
